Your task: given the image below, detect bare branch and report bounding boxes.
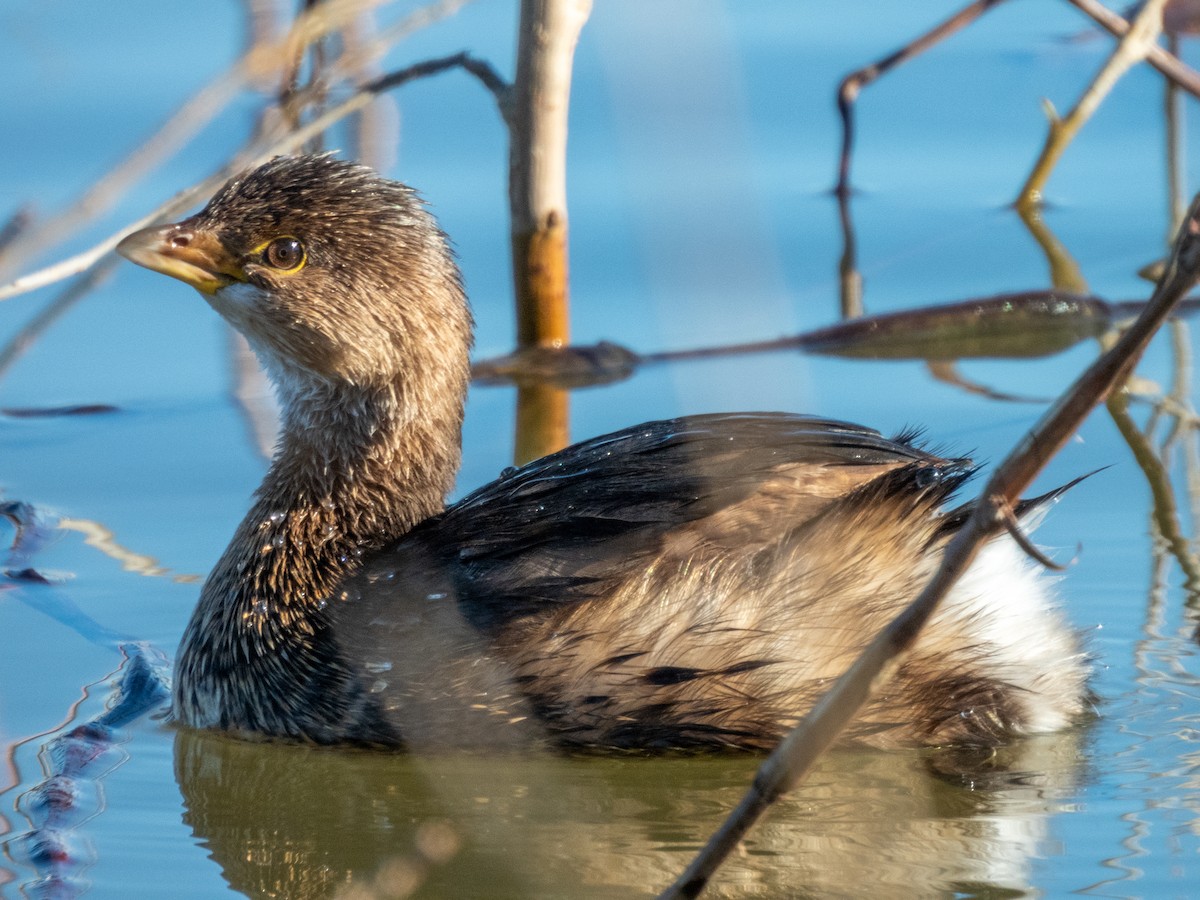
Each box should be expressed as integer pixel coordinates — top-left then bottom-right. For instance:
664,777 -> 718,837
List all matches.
835,0 -> 1010,197
0,52 -> 507,305
659,194 -> 1200,899
0,0 -> 407,285
1065,0 -> 1200,98
508,0 -> 591,350
1108,390 -> 1200,595
325,0 -> 476,80
0,207 -> 32,260
996,495 -> 1071,570
0,259 -> 118,380
1016,0 -> 1168,210
0,180 -> 220,302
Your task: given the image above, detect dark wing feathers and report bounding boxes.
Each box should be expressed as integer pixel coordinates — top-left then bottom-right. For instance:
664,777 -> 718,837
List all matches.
396,413 -> 958,631
453,413 -> 941,525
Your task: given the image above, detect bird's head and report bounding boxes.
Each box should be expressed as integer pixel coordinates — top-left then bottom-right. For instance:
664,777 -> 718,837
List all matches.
117,154 -> 471,390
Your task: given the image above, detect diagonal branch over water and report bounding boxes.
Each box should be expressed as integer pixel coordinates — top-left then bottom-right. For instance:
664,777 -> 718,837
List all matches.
659,196 -> 1200,899
0,48 -> 504,306
0,0 -> 475,289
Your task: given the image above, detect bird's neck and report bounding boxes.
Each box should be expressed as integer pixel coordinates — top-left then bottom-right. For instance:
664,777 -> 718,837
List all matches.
274,373 -> 463,538
231,370 -> 464,601
175,368 -> 467,730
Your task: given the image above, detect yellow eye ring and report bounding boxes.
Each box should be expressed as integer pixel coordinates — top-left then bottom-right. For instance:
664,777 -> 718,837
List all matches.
261,236 -> 306,272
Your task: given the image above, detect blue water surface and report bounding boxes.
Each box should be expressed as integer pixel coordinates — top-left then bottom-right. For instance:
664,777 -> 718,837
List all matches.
1,1 -> 1198,897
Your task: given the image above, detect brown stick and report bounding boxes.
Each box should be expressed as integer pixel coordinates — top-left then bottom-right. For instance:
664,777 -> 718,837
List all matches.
835,0 -> 1010,197
0,260 -> 117,380
1016,0 -> 1168,211
658,195 -> 1200,899
0,0 -> 474,296
1016,202 -> 1089,294
1108,390 -> 1200,595
514,384 -> 571,465
0,52 -> 507,305
1065,0 -> 1200,98
508,0 -> 591,350
0,0 -> 403,285
835,188 -> 863,318
1164,32 -> 1187,242
506,0 -> 591,459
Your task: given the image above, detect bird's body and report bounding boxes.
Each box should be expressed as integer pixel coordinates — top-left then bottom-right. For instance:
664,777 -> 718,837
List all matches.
117,155 -> 1087,752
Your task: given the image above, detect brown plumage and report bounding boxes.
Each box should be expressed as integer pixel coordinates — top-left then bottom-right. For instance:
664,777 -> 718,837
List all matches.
117,154 -> 1088,751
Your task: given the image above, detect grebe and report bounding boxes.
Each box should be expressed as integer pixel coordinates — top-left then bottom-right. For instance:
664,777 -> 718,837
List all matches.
117,154 -> 1087,751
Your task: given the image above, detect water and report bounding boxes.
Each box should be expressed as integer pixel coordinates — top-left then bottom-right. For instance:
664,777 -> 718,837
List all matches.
2,0 -> 1199,896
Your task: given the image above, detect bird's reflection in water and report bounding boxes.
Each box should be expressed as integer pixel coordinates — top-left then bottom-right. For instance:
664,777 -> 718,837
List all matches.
175,726 -> 1087,899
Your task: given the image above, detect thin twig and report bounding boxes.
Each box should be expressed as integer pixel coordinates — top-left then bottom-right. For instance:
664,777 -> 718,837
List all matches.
1164,32 -> 1187,242
1016,0 -> 1168,210
834,0 -> 1010,197
835,187 -> 863,318
324,0 -> 476,82
272,52 -> 509,162
1016,202 -> 1090,294
996,495 -> 1070,570
0,183 -> 217,302
341,6 -> 399,171
0,52 -> 508,306
0,259 -> 118,379
368,52 -> 508,100
0,207 -> 32,260
1107,390 -> 1200,596
1065,0 -> 1200,98
0,0 -> 400,285
659,195 -> 1200,900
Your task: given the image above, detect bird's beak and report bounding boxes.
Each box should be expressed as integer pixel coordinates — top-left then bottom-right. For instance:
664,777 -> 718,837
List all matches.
116,222 -> 245,295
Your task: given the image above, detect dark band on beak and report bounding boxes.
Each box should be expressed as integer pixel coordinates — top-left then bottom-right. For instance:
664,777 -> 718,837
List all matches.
117,222 -> 244,295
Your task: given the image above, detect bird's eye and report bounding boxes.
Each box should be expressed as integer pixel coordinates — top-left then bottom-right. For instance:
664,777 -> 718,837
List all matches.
263,236 -> 305,271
